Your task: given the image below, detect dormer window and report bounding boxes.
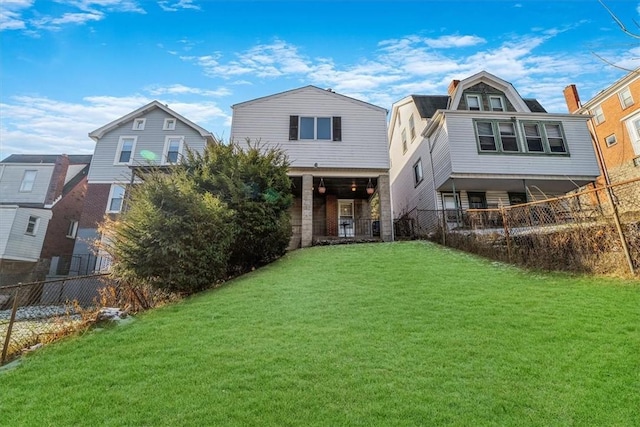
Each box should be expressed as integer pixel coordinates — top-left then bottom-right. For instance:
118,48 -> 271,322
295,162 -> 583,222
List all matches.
163,118 -> 177,130
467,95 -> 481,111
20,170 -> 37,192
132,118 -> 146,130
489,96 -> 505,112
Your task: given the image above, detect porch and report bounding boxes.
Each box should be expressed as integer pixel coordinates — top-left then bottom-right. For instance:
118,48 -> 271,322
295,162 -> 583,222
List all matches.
288,174 -> 392,248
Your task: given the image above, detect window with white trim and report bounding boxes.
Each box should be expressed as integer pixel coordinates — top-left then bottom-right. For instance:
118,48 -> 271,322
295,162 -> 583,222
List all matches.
67,220 -> 79,238
107,184 -> 126,213
498,122 -> 518,151
467,95 -> 481,111
522,121 -> 567,154
26,216 -> 39,235
475,120 -> 567,154
592,106 -> 605,125
300,117 -> 331,140
20,170 -> 37,192
475,121 -> 497,151
163,118 -> 177,130
489,96 -> 505,111
164,136 -> 183,163
132,118 -> 146,130
544,123 -> 567,153
619,88 -> 634,109
523,123 -> 544,152
605,134 -> 617,147
413,159 -> 423,186
115,137 -> 136,164
401,129 -> 407,154
409,114 -> 416,140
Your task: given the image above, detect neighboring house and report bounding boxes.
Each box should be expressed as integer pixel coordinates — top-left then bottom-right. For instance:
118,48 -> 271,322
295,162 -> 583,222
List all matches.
564,68 -> 640,184
389,71 -> 600,231
230,85 -> 393,248
72,101 -> 215,272
0,154 -> 91,283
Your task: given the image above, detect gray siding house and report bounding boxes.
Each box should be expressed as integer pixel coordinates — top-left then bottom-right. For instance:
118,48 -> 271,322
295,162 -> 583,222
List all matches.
389,71 -> 600,231
72,101 -> 215,272
230,86 -> 393,247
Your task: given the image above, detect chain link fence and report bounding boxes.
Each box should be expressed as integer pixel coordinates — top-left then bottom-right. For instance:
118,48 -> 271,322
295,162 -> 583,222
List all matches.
1,274 -> 177,365
395,177 -> 640,277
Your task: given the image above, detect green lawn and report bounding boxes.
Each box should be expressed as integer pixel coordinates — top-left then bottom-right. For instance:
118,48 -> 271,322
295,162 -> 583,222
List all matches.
1,241 -> 639,426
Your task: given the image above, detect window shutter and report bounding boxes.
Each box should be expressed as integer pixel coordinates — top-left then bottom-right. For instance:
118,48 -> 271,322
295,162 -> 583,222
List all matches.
289,115 -> 298,140
332,116 -> 342,141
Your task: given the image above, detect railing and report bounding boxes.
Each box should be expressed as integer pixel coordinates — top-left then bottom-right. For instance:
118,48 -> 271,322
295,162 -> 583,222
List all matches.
312,218 -> 380,239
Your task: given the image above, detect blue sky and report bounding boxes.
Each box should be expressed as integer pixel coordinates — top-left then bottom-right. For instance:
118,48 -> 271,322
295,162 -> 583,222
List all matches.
1,0 -> 639,159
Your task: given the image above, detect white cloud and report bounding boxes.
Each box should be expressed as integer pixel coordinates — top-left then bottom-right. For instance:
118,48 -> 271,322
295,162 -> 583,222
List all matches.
158,0 -> 200,12
0,0 -> 32,30
31,12 -> 103,30
423,35 -> 486,49
145,84 -> 231,97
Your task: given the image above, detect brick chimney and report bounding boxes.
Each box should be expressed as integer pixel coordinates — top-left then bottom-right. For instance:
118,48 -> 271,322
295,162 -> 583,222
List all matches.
563,84 -> 581,113
447,79 -> 460,96
45,154 -> 70,205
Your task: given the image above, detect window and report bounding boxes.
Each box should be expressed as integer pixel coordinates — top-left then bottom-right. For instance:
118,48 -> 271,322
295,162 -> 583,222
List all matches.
592,106 -> 605,125
290,116 -> 341,141
467,192 -> 487,209
619,88 -> 634,109
523,123 -> 544,152
467,95 -> 481,111
498,122 -> 518,151
67,220 -> 79,238
132,118 -> 146,130
413,159 -> 423,186
107,185 -> 126,213
163,118 -> 176,130
544,123 -> 567,153
605,134 -> 617,147
401,129 -> 407,154
115,137 -> 136,164
164,136 -> 183,163
475,121 -> 497,151
489,96 -> 505,111
26,216 -> 39,235
409,114 -> 416,140
20,170 -> 37,192
508,192 -> 527,205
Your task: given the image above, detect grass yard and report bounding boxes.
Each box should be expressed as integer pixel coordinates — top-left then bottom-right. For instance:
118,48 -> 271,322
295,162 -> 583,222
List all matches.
1,241 -> 638,426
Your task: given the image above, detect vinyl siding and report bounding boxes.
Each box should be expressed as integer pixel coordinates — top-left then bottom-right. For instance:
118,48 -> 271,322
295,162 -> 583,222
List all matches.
88,108 -> 208,183
231,87 -> 389,170
389,101 -> 427,182
0,207 -> 52,261
433,112 -> 599,188
0,164 -> 54,204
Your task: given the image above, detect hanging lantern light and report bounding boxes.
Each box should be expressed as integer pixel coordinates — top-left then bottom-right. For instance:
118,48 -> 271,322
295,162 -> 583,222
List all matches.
318,178 -> 326,194
351,182 -> 357,192
366,178 -> 375,195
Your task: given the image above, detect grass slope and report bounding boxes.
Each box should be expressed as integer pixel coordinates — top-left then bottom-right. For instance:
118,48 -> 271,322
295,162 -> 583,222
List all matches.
1,242 -> 639,426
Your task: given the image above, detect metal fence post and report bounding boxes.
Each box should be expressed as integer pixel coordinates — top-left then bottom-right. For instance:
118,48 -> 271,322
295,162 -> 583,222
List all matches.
1,287 -> 20,365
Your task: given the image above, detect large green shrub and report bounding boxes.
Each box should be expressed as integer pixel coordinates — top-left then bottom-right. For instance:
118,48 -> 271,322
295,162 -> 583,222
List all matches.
100,170 -> 234,293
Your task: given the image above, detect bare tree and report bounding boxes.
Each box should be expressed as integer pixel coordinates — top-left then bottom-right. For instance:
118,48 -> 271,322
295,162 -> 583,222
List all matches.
594,0 -> 640,72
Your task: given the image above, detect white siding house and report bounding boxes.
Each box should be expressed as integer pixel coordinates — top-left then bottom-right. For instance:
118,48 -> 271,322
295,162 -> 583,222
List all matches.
389,71 -> 600,233
72,101 -> 215,269
231,86 -> 392,247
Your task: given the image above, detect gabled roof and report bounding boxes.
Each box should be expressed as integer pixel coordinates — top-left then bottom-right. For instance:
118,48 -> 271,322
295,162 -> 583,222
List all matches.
1,154 -> 92,164
231,85 -> 387,113
449,70 -> 531,112
523,99 -> 547,113
412,95 -> 450,119
88,100 -> 214,141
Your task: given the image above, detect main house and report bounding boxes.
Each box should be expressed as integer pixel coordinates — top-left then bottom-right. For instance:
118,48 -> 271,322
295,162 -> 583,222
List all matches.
0,154 -> 91,283
389,71 -> 600,233
564,67 -> 640,184
230,85 -> 393,247
71,101 -> 215,273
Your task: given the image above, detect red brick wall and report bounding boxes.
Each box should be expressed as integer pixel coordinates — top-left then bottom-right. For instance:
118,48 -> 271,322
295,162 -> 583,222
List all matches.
41,176 -> 88,259
79,184 -> 110,228
45,155 -> 70,205
326,195 -> 337,236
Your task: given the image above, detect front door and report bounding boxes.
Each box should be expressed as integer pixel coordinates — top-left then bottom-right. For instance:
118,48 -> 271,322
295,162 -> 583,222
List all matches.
442,193 -> 461,225
338,200 -> 354,237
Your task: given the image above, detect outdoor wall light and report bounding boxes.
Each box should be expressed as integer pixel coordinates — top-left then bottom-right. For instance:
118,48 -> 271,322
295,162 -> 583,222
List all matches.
351,182 -> 357,192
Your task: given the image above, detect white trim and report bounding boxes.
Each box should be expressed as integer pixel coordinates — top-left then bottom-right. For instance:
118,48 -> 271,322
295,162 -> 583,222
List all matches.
605,134 -> 617,147
163,136 -> 184,164
466,94 -> 482,111
299,116 -> 332,140
619,87 -> 634,109
114,136 -> 137,165
19,170 -> 37,192
132,118 -> 146,130
625,113 -> 640,156
337,199 -> 355,237
25,215 -> 39,235
489,95 -> 505,111
66,220 -> 79,238
163,118 -> 177,130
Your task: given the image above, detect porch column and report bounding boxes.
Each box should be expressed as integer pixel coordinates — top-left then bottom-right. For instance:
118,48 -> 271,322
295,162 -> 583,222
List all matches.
378,174 -> 393,242
301,174 -> 313,247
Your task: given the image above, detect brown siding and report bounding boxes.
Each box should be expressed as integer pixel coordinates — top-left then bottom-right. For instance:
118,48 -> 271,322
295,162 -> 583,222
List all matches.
326,195 -> 337,236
